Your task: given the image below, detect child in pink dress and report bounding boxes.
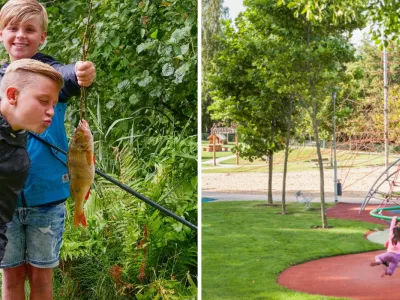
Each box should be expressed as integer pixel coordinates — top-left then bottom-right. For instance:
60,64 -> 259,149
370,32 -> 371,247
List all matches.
370,216 -> 400,277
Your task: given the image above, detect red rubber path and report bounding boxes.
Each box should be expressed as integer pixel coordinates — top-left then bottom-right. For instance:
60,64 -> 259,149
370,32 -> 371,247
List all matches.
277,203 -> 399,300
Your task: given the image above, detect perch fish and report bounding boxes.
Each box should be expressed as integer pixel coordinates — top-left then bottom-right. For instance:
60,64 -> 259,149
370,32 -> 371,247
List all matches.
67,119 -> 95,227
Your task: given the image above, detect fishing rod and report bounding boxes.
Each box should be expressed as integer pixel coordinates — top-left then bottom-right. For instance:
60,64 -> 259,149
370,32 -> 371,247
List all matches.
30,133 -> 198,231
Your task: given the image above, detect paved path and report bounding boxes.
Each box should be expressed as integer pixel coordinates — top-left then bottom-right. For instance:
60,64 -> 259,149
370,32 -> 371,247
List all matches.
202,154 -> 236,166
202,154 -> 266,170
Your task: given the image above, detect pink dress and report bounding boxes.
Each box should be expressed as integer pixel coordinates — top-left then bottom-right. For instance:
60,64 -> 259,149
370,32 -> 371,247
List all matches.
375,216 -> 400,275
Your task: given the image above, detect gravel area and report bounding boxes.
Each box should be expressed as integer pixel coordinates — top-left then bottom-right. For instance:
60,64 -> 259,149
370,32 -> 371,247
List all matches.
202,166 -> 390,198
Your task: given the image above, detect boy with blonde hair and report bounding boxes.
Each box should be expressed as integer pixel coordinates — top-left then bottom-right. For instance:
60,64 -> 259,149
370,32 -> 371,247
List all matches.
0,0 -> 96,299
0,58 -> 63,264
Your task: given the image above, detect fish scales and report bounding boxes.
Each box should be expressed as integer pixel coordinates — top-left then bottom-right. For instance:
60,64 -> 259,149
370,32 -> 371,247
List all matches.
67,119 -> 95,227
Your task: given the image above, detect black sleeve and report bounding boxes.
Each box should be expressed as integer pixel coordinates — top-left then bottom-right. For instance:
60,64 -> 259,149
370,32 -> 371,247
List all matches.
0,143 -> 29,223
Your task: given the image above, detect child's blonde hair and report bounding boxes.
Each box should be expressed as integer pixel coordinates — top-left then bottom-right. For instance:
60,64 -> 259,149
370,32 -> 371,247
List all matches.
0,0 -> 48,31
1,59 -> 64,95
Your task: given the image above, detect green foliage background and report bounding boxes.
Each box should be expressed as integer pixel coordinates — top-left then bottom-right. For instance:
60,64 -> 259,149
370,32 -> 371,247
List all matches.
0,0 -> 197,298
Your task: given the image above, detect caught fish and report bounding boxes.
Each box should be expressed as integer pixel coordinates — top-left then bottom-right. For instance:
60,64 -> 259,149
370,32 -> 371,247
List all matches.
67,119 -> 95,227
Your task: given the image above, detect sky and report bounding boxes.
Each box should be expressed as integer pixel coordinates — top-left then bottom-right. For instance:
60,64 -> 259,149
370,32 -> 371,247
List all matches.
223,0 -> 365,47
223,0 -> 245,21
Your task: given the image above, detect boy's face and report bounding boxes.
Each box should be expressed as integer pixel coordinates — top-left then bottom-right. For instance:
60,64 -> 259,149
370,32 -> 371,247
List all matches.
10,75 -> 58,133
0,16 -> 46,61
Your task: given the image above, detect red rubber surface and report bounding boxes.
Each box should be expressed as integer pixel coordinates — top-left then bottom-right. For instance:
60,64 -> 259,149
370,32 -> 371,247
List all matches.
277,203 -> 398,300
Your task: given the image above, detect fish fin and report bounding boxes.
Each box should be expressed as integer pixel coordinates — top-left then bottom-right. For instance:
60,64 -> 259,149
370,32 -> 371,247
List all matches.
86,151 -> 93,165
74,211 -> 87,228
84,188 -> 90,201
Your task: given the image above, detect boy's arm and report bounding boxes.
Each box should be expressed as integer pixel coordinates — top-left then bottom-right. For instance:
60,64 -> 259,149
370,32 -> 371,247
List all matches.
36,54 -> 95,101
36,54 -> 80,101
74,61 -> 96,87
56,64 -> 81,100
54,63 -> 95,100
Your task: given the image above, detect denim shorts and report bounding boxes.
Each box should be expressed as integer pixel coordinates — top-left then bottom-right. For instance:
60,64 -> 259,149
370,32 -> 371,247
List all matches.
0,202 -> 66,269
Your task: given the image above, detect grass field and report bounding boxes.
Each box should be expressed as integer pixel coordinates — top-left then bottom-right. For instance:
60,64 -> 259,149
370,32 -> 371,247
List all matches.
202,146 -> 397,173
202,150 -> 234,161
202,201 -> 385,300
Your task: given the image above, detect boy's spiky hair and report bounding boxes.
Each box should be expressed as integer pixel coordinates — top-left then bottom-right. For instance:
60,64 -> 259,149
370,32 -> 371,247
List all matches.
0,0 -> 48,31
1,58 -> 64,94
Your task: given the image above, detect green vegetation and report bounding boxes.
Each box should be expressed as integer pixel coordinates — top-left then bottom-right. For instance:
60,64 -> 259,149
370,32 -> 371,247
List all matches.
202,201 -> 385,300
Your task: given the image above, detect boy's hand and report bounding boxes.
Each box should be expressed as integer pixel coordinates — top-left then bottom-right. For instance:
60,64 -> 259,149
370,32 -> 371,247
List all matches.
75,61 -> 96,87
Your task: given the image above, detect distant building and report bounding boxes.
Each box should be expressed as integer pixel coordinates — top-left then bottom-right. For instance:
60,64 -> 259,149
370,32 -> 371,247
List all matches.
205,133 -> 229,152
208,133 -> 227,145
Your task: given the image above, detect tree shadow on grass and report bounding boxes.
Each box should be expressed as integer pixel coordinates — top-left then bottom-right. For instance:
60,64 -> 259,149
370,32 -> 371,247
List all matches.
310,225 -> 335,229
254,204 -> 279,207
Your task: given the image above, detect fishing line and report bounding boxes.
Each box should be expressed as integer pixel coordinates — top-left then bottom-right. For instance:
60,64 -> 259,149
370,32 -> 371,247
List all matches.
80,0 -> 93,121
29,133 -> 198,231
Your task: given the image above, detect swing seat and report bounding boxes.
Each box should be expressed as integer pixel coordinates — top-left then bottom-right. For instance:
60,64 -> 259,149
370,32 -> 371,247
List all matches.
295,191 -> 313,210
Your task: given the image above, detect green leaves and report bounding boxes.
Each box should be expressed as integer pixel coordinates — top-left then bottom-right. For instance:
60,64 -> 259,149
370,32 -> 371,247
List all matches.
168,26 -> 192,44
39,0 -> 197,297
136,40 -> 156,53
162,62 -> 175,76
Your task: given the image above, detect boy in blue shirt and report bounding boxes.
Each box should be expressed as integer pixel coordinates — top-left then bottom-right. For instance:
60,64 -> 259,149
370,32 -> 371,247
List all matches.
0,1 -> 96,299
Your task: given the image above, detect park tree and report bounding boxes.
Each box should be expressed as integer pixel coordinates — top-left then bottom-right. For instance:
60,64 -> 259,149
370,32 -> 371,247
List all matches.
270,0 -> 400,44
202,0 -> 228,132
239,7 -> 305,213
243,0 -> 362,227
337,40 -> 400,146
208,18 -> 288,205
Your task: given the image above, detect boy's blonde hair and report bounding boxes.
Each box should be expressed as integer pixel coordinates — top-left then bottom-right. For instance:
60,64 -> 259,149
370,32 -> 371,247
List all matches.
0,0 -> 48,31
1,59 -> 64,95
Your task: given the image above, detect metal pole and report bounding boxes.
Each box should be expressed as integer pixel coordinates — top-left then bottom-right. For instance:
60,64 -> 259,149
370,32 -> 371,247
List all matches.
333,91 -> 338,203
213,133 -> 216,166
383,40 -> 389,171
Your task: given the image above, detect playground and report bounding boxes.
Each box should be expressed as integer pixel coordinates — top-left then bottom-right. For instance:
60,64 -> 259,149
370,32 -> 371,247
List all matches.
278,203 -> 400,300
202,143 -> 400,299
202,198 -> 400,300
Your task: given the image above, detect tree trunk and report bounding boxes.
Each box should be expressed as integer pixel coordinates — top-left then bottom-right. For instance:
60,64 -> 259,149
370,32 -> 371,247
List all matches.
268,152 -> 274,204
312,110 -> 328,228
306,22 -> 327,228
282,126 -> 291,214
281,96 -> 294,214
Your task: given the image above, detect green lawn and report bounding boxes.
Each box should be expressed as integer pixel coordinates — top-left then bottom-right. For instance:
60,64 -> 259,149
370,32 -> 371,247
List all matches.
203,146 -> 396,173
202,201 -> 385,300
202,165 -> 269,173
202,150 -> 235,161
201,141 -> 237,161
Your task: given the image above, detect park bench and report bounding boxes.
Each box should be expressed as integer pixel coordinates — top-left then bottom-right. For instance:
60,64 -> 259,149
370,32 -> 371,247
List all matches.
310,158 -> 331,167
295,190 -> 313,210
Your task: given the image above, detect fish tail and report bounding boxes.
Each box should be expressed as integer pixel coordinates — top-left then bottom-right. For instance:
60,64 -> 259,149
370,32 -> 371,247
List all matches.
74,211 -> 87,228
84,188 -> 90,201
